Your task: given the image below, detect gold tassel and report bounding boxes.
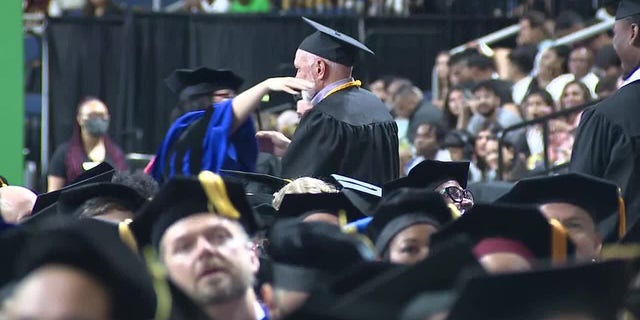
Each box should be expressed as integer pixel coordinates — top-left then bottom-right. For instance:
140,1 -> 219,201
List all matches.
143,247 -> 172,320
198,171 -> 240,220
337,209 -> 348,229
118,218 -> 138,253
447,203 -> 462,219
619,187 -> 627,239
549,218 -> 568,265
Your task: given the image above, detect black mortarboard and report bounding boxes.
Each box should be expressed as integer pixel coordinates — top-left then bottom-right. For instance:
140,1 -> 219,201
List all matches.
277,192 -> 365,223
56,182 -> 147,218
446,260 -> 629,320
383,160 -> 470,195
165,67 -> 244,100
616,0 -> 640,20
327,260 -> 398,296
431,203 -> 574,265
367,188 -> 456,256
497,173 -> 624,238
298,17 -> 374,67
26,162 -> 116,224
130,171 -> 257,249
333,236 -> 483,316
330,174 -> 382,217
267,218 -> 375,292
14,219 -> 156,319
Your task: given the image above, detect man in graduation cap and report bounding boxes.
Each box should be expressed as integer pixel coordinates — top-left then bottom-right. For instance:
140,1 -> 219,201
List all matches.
165,67 -> 245,122
130,171 -> 268,320
570,0 -> 640,235
257,17 -> 399,186
497,173 -> 624,261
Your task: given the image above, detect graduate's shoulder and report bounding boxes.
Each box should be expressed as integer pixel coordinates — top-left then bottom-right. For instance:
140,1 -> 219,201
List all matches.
316,87 -> 393,126
589,82 -> 640,134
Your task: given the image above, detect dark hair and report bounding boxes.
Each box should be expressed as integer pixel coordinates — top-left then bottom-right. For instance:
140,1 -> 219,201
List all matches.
415,122 -> 447,144
555,10 -> 585,32
596,75 -> 618,94
64,97 -> 127,183
442,86 -> 472,129
560,80 -> 592,107
442,130 -> 475,159
523,90 -> 555,109
467,54 -> 495,71
448,49 -> 475,67
169,93 -> 213,123
75,197 -> 131,219
522,10 -> 549,37
111,171 -> 159,200
472,80 -> 498,96
509,45 -> 538,75
549,45 -> 572,74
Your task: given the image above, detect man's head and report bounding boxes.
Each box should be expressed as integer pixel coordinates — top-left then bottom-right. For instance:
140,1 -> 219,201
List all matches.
507,45 -> 538,81
539,203 -> 601,261
466,54 -> 496,83
6,264 -> 111,320
568,47 -> 594,79
517,11 -> 549,46
391,83 -> 422,118
448,51 -> 474,87
613,1 -> 640,78
160,213 -> 259,305
472,81 -> 501,117
0,186 -> 36,223
294,49 -> 352,100
413,123 -> 444,159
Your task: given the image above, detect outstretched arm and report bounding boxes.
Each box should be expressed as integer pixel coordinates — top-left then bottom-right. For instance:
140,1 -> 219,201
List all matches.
231,77 -> 312,132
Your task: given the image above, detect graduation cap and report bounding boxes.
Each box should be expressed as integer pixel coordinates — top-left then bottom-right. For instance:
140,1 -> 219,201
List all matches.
496,173 -> 625,239
14,219 -> 156,319
332,236 -> 484,316
130,171 -> 257,250
616,0 -> 640,20
165,67 -> 244,100
56,182 -> 148,218
366,188 -> 456,256
431,203 -> 574,265
298,17 -> 374,67
277,192 -> 366,223
267,218 -> 375,293
446,260 -> 630,320
383,160 -> 470,195
327,260 -> 399,296
330,174 -> 382,217
25,162 -> 116,225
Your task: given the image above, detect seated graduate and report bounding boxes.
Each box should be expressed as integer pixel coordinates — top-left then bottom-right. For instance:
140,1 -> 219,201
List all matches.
431,203 -> 575,274
497,173 -> 625,261
148,72 -> 312,183
366,189 -> 457,265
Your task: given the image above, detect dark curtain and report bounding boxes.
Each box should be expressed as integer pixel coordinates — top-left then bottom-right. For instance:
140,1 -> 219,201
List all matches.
46,14 -> 514,158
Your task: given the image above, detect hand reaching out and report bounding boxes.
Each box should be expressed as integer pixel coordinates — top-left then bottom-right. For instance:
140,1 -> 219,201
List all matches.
264,77 -> 314,95
256,131 -> 292,157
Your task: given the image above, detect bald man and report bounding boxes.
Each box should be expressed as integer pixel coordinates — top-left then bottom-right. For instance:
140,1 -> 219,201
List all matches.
0,186 -> 36,223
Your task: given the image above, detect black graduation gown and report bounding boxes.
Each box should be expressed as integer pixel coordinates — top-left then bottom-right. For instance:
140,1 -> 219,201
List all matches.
570,80 -> 640,238
281,86 -> 399,185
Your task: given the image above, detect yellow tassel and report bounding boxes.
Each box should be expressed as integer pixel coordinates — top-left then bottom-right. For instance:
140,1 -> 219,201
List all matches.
118,219 -> 138,253
337,209 -> 348,229
143,247 -> 172,320
447,203 -> 462,219
619,188 -> 627,239
198,171 -> 240,220
549,218 -> 568,265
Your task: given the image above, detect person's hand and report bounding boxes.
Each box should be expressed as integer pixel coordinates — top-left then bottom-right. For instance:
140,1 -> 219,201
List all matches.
296,100 -> 313,116
264,77 -> 313,95
256,131 -> 291,157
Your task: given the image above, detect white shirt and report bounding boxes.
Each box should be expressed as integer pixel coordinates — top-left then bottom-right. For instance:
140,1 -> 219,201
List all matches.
200,0 -> 230,13
254,301 -> 266,320
621,67 -> 640,88
512,76 -> 533,105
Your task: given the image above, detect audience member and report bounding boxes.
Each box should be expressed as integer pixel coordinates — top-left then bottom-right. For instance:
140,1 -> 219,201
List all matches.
442,86 -> 473,131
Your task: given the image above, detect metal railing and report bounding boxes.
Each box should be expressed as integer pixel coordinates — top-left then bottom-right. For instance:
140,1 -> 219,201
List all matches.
496,99 -> 600,180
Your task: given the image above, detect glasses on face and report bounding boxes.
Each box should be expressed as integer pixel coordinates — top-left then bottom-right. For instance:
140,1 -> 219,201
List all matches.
439,186 -> 474,204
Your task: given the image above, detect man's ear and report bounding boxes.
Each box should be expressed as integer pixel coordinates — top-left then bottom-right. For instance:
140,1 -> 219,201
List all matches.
631,23 -> 640,46
316,60 -> 328,80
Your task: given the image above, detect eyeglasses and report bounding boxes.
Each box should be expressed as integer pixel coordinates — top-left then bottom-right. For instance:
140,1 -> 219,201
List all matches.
439,186 -> 474,204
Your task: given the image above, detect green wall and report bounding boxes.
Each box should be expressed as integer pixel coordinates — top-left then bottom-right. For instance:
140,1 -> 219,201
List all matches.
0,1 -> 24,185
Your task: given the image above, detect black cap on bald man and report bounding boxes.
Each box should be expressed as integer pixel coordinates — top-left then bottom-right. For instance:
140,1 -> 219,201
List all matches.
130,171 -> 257,249
298,17 -> 374,66
616,0 -> 640,20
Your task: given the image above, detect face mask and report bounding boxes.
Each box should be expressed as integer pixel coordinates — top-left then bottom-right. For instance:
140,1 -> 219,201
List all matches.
84,118 -> 109,137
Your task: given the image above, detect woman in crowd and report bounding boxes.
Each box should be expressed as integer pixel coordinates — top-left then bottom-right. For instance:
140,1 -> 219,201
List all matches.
521,90 -> 555,170
559,80 -> 592,129
442,86 -> 473,131
47,97 -> 127,191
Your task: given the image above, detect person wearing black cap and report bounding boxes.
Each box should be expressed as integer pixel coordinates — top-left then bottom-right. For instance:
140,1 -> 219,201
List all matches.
384,159 -> 473,214
4,219 -> 156,320
367,189 -> 456,265
431,203 -> 574,274
277,191 -> 366,226
56,182 -> 148,223
130,171 -> 267,320
165,67 -> 245,122
148,70 -> 312,183
261,218 -> 374,319
257,17 -> 399,186
497,173 -> 624,261
571,0 -> 640,238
